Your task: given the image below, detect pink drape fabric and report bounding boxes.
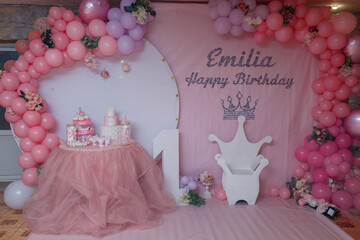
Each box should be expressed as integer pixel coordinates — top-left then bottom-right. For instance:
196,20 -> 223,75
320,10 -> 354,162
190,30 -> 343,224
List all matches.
23,141 -> 175,237
146,3 -> 320,192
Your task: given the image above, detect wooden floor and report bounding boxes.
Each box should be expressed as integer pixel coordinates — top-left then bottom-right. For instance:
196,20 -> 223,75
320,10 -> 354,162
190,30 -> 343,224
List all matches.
0,189 -> 360,239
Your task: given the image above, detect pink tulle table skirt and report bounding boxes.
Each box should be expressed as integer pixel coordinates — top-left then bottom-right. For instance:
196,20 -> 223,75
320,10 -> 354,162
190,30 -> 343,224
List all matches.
23,140 -> 175,237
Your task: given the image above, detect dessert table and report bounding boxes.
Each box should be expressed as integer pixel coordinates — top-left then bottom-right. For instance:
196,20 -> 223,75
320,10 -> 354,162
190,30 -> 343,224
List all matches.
23,140 -> 175,237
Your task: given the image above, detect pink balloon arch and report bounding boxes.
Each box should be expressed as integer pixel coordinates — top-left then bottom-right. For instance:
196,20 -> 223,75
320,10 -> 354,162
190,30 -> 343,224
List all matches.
1,0 -> 360,212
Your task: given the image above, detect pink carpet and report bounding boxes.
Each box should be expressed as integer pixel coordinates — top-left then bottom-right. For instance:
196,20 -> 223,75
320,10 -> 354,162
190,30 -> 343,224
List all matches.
27,196 -> 352,240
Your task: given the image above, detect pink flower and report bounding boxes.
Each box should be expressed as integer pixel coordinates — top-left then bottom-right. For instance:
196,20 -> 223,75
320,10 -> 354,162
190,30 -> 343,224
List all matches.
35,105 -> 43,112
26,100 -> 37,110
298,198 -> 306,206
25,91 -> 36,100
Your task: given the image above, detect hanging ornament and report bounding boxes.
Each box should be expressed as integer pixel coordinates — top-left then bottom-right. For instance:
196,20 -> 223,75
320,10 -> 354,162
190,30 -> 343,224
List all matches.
122,63 -> 131,73
84,51 -> 97,71
101,70 -> 109,79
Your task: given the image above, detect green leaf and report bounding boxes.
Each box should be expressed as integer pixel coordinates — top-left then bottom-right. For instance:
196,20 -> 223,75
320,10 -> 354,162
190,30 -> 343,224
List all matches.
124,6 -> 132,12
150,10 -> 156,16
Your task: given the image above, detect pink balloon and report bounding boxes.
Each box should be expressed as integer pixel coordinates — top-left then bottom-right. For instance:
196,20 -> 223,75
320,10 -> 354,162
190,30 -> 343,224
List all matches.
311,105 -> 323,121
275,26 -> 293,42
0,90 -> 18,108
89,19 -> 106,37
17,83 -> 37,96
294,19 -> 306,30
307,151 -> 324,168
24,50 -> 36,63
305,7 -> 322,26
20,137 -> 37,152
98,35 -> 117,56
18,153 -> 37,168
332,102 -> 350,118
11,97 -> 28,115
335,85 -> 351,101
304,139 -> 319,151
22,167 -> 38,186
18,72 -> 31,83
33,57 -> 51,75
266,12 -> 283,31
308,37 -> 327,55
345,75 -> 358,88
330,53 -> 345,67
28,126 -> 46,143
215,186 -> 227,201
318,60 -> 331,73
332,190 -> 353,210
66,21 -> 86,41
268,185 -> 279,197
31,144 -> 49,163
312,183 -> 332,200
323,90 -> 335,100
231,25 -> 244,37
330,153 -> 343,165
47,15 -> 56,26
354,194 -> 360,211
335,133 -> 353,149
15,59 -> 29,72
23,111 -> 41,127
45,48 -> 64,67
354,157 -> 360,167
62,51 -> 76,67
29,39 -> 46,57
303,171 -> 314,183
295,145 -> 309,162
327,33 -> 347,51
331,12 -> 357,35
14,120 -> 29,138
338,162 -> 351,174
338,148 -> 353,163
295,4 -> 307,18
52,32 -> 70,51
79,0 -> 110,24
343,33 -> 360,64
28,65 -> 41,79
351,84 -> 360,94
67,41 -> 87,60
63,10 -> 75,22
325,163 -> 340,177
40,113 -> 56,130
317,21 -> 333,38
319,111 -> 336,127
268,0 -> 282,12
49,6 -> 62,20
279,186 -> 290,199
4,112 -> 21,123
320,141 -> 338,156
313,168 -> 328,183
293,166 -> 305,178
320,49 -> 332,60
299,162 -> 310,171
1,73 -> 20,91
42,133 -> 60,150
324,75 -> 341,91
216,0 -> 232,16
54,19 -> 67,32
10,66 -> 19,75
320,6 -> 332,20
319,100 -> 332,111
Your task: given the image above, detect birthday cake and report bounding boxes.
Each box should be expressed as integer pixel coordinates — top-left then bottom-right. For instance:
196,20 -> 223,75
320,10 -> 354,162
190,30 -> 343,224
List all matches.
101,107 -> 121,140
73,108 -> 95,138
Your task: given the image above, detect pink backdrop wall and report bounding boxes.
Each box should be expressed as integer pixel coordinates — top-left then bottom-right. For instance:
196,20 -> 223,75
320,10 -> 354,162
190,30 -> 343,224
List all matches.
146,3 -> 320,192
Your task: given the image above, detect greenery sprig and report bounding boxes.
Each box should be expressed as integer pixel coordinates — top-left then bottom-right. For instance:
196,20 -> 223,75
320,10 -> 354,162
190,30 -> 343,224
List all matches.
124,0 -> 156,17
307,126 -> 335,145
41,29 -> 55,48
279,6 -> 296,26
348,144 -> 359,157
184,190 -> 206,207
80,35 -> 101,50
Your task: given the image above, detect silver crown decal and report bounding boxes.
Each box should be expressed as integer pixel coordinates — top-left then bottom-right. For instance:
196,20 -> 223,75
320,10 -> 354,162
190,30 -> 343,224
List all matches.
220,91 -> 258,120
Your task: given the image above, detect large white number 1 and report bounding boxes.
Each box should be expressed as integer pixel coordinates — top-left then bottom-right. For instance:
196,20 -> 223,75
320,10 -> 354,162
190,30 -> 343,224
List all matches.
153,129 -> 183,204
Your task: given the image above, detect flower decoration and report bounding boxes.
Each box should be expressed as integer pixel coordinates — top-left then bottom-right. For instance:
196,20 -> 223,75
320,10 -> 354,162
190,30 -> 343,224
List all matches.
101,70 -> 110,79
339,57 -> 352,78
297,194 -> 341,218
327,178 -> 344,193
197,171 -> 214,184
122,63 -> 131,73
244,12 -> 262,28
41,29 -> 55,48
5,107 -> 15,115
307,126 -> 335,146
180,190 -> 206,207
286,177 -> 312,200
236,2 -> 249,15
279,6 -> 296,26
84,51 -> 97,71
19,90 -> 44,112
34,17 -> 50,32
124,0 -> 156,25
303,26 -> 319,46
346,166 -> 360,179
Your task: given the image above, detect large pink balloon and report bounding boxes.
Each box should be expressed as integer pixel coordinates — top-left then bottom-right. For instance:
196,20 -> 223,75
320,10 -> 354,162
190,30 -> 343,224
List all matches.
308,37 -> 327,55
266,12 -> 283,31
31,144 -> 49,163
320,140 -> 338,156
18,153 -> 37,169
344,109 -> 360,139
88,19 -> 106,37
28,126 -> 46,143
11,97 -> 27,115
307,151 -> 324,168
354,194 -> 360,211
295,145 -> 310,162
33,57 -> 51,75
313,168 -> 328,183
22,167 -> 38,186
327,33 -> 347,51
312,182 -> 332,200
344,177 -> 360,195
343,33 -> 360,64
98,35 -> 117,56
40,113 -> 56,130
332,102 -> 350,118
319,111 -> 336,127
331,12 -> 357,35
44,49 -> 64,67
29,39 -> 46,57
67,41 -> 87,60
14,120 -> 29,138
305,8 -> 322,26
332,190 -> 353,210
66,21 -> 86,41
335,133 -> 352,149
42,133 -> 60,150
275,26 -> 293,42
325,163 -> 340,177
1,73 -> 20,91
20,137 -> 37,152
23,111 -> 42,127
317,21 -> 333,38
79,0 -> 110,24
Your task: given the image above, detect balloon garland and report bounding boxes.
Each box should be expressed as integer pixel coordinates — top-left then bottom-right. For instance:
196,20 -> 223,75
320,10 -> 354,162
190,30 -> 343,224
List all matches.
208,0 -> 360,211
0,0 -> 155,187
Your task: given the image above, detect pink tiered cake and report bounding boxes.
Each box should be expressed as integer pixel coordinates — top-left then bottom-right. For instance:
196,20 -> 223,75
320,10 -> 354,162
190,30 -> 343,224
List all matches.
73,108 -> 95,140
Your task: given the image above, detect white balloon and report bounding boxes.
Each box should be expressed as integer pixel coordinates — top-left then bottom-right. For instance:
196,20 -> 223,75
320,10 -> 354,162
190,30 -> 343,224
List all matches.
4,180 -> 35,210
188,180 -> 197,190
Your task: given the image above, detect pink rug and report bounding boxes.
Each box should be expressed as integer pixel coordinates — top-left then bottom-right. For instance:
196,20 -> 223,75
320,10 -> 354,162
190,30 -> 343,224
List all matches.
27,196 -> 352,240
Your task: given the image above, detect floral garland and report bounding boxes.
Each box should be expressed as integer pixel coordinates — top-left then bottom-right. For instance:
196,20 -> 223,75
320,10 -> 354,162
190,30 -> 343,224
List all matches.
124,0 -> 156,25
307,126 -> 335,146
197,171 -> 214,184
279,6 -> 295,26
19,90 -> 44,112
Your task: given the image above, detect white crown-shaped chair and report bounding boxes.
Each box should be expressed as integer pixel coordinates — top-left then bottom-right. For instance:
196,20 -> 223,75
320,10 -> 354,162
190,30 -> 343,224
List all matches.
208,116 -> 272,205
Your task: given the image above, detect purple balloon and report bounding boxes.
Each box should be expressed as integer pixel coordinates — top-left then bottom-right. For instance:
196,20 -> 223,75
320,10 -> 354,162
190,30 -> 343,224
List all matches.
216,1 -> 232,17
120,0 -> 136,12
188,180 -> 197,190
214,17 -> 231,35
129,24 -> 145,41
120,12 -> 137,30
230,25 -> 243,37
241,21 -> 255,33
106,20 -> 125,38
254,5 -> 269,20
343,33 -> 360,64
134,39 -> 145,52
244,0 -> 256,11
78,0 -> 110,24
117,35 -> 135,55
344,109 -> 360,139
208,7 -> 218,20
229,9 -> 244,25
107,7 -> 122,21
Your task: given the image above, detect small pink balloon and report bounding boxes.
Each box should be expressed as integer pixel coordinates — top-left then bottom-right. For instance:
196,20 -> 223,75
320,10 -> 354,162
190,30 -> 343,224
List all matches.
40,113 -> 56,130
303,172 -> 314,183
320,141 -> 338,156
24,50 -> 36,63
335,133 -> 353,149
1,73 -> 20,91
327,32 -> 347,51
266,12 -> 283,31
319,111 -> 337,127
332,102 -> 350,118
28,65 -> 41,79
33,57 -> 51,75
0,90 -> 18,108
268,185 -> 279,197
338,148 -> 353,163
295,4 -> 307,18
268,0 -> 282,12
41,133 -> 60,150
279,186 -> 290,199
45,48 -> 64,67
325,163 -> 340,177
338,162 -> 351,174
311,105 -> 323,121
98,35 -> 117,56
17,83 -> 37,96
312,182 -> 332,200
305,7 -> 322,26
275,26 -> 293,42
52,32 -> 70,51
354,194 -> 360,211
49,6 -> 62,20
332,190 -> 353,210
4,112 -> 21,123
88,19 -> 106,37
295,145 -> 309,162
15,59 -> 29,72
11,97 -> 27,115
28,126 -> 46,143
20,137 -> 37,152
299,162 -> 310,171
307,150 -> 324,168
324,75 -> 341,91
330,153 -> 343,165
62,51 -> 76,67
54,19 -> 67,32
31,144 -> 49,163
313,168 -> 328,183
318,60 -> 331,73
335,85 -> 351,101
18,72 -> 31,83
47,15 -> 56,26
345,75 -> 358,88
23,111 -> 42,127
323,90 -> 335,100
14,120 -> 29,138
22,167 -> 38,186
18,153 -> 38,169
304,139 -> 319,151
63,10 -> 75,22
319,100 -> 332,111
29,39 -> 46,57
216,188 -> 227,201
308,37 -> 327,55
317,21 -> 333,38
293,166 -> 305,178
354,157 -> 360,167
66,21 -> 86,41
67,41 -> 87,60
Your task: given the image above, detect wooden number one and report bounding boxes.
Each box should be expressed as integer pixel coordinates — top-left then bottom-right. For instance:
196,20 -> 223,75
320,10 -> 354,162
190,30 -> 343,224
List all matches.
153,129 -> 183,204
